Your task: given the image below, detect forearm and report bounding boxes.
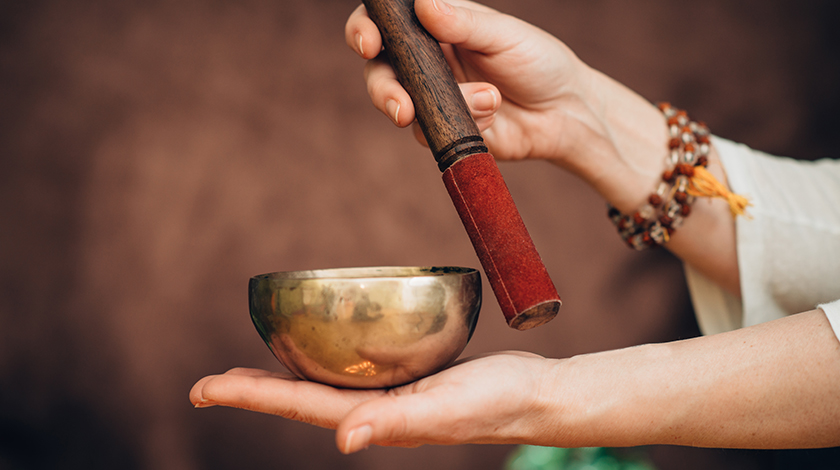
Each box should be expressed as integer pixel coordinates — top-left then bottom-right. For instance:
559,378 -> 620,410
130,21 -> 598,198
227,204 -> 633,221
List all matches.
534,309 -> 840,449
552,65 -> 740,293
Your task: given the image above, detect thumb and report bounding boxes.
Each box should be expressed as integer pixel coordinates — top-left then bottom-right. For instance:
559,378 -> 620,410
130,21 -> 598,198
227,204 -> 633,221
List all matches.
335,392 -> 447,453
415,0 -> 518,54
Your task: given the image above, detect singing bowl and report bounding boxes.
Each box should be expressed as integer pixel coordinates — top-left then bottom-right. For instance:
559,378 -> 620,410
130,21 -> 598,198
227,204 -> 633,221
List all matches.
249,266 -> 482,389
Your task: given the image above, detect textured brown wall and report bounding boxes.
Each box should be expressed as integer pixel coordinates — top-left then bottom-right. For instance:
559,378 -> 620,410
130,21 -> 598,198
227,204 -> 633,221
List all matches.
1,0 -> 838,469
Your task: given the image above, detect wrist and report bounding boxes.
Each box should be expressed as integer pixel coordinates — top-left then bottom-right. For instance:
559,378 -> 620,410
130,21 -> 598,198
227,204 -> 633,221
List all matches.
534,343 -> 679,448
590,73 -> 670,212
551,66 -> 669,213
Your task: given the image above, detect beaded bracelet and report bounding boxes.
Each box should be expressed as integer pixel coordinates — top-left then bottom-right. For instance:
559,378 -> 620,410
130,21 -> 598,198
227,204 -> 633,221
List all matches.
607,103 -> 749,250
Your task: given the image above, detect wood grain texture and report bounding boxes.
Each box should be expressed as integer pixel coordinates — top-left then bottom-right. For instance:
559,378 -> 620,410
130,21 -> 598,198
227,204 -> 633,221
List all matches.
362,0 -> 487,170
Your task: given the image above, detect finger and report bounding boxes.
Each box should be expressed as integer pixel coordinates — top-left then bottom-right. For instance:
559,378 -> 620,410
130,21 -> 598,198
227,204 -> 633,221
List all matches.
191,371 -> 385,429
460,82 -> 500,119
189,375 -> 218,407
335,390 -> 466,454
411,122 -> 428,147
415,0 -> 513,54
335,394 -> 422,453
410,83 -> 498,144
344,4 -> 382,59
221,367 -> 296,379
364,56 -> 415,127
188,367 -> 287,407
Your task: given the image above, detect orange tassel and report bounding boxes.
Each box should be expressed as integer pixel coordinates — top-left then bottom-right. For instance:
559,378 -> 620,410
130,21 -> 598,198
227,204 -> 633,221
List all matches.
687,166 -> 751,217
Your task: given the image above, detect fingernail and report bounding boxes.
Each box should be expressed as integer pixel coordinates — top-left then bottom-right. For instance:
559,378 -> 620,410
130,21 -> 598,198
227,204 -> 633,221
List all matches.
432,0 -> 453,15
356,33 -> 365,56
193,400 -> 216,409
386,99 -> 401,125
471,90 -> 497,112
342,424 -> 372,454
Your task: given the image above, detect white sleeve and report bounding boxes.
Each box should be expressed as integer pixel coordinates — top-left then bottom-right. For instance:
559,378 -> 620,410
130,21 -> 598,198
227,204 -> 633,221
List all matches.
685,137 -> 840,342
819,299 -> 840,340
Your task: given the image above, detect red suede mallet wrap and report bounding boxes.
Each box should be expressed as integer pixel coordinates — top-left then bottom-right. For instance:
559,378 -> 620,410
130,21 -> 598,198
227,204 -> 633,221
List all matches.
443,153 -> 560,330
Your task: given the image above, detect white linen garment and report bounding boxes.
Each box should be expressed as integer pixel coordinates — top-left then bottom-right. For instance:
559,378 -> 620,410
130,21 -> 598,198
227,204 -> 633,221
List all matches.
684,137 -> 840,340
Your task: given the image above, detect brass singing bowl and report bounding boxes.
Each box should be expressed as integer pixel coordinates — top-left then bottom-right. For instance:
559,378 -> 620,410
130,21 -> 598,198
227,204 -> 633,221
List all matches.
249,266 -> 482,389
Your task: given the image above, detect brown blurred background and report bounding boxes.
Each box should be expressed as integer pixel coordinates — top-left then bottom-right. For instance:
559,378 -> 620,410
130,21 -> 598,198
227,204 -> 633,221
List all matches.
1,0 -> 838,469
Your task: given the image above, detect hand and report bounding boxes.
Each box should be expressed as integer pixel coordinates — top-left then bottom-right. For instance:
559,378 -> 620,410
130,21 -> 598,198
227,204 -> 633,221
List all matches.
347,0 -> 586,163
345,0 -> 668,211
189,351 -> 553,453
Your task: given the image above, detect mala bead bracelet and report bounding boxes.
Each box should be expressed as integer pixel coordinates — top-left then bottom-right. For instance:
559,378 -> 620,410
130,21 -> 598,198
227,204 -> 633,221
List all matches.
608,103 -> 750,250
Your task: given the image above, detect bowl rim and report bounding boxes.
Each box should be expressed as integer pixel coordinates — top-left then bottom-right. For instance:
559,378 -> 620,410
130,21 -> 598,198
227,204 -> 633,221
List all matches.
250,266 -> 479,282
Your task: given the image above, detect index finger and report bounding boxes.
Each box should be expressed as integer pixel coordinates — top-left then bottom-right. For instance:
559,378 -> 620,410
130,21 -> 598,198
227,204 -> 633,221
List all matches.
345,4 -> 383,59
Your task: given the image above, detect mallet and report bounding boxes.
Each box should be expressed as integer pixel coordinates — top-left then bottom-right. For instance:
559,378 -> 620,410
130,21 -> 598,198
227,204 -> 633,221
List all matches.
362,0 -> 561,330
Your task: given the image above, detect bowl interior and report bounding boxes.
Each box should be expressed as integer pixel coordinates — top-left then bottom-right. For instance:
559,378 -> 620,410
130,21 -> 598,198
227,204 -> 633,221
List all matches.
255,265 -> 476,280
